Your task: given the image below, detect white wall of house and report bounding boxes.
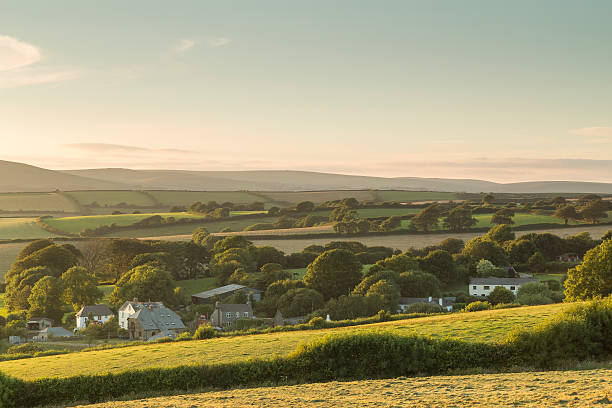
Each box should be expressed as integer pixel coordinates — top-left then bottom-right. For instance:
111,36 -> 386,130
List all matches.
76,314 -> 113,329
469,283 -> 521,297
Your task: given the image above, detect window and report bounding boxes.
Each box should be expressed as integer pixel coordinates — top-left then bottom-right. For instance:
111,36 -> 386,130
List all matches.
235,312 -> 240,317
226,312 -> 232,319
510,286 -> 516,290
484,286 -> 490,290
472,285 -> 477,289
243,312 -> 249,317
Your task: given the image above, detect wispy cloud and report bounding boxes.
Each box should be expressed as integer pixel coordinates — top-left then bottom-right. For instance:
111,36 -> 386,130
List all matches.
0,34 -> 78,88
173,38 -> 197,54
207,37 -> 232,47
571,127 -> 612,143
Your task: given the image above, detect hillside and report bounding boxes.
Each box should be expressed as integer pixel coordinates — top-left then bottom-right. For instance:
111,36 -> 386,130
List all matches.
0,303 -> 567,380
2,160 -> 612,193
76,367 -> 612,408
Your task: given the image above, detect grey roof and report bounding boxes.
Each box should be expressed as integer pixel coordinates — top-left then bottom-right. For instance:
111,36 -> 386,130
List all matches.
27,317 -> 53,323
41,327 -> 74,337
119,301 -> 163,312
399,297 -> 456,307
192,284 -> 261,299
215,303 -> 253,313
470,277 -> 539,285
76,305 -> 114,318
128,305 -> 185,332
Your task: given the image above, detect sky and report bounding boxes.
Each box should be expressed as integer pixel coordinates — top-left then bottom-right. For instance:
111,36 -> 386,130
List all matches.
0,0 -> 611,183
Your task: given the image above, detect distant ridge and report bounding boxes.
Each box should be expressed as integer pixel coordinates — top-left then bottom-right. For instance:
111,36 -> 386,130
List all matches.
1,160 -> 611,193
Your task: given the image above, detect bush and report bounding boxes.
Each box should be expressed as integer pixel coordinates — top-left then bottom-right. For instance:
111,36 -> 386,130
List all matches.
464,301 -> 492,312
545,279 -> 561,291
487,286 -> 515,305
193,325 -> 217,340
517,282 -> 553,305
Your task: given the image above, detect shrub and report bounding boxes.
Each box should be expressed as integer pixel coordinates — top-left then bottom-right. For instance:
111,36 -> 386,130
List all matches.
545,279 -> 561,291
193,325 -> 217,340
308,316 -> 327,329
464,301 -> 492,312
517,282 -> 553,305
487,286 -> 515,305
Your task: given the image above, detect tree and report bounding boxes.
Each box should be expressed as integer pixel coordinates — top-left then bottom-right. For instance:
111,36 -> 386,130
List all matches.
109,265 -> 177,308
253,246 -> 285,268
550,196 -> 566,205
564,239 -> 612,301
443,205 -> 477,232
579,199 -> 609,224
476,259 -> 497,277
603,230 -> 612,241
462,237 -> 508,266
485,224 -> 515,245
212,236 -> 254,254
554,204 -> 580,225
379,216 -> 402,232
505,239 -> 537,264
192,227 -> 209,246
412,204 -> 442,232
295,201 -> 315,212
277,288 -> 324,317
366,279 -> 400,312
419,250 -> 456,284
60,266 -> 103,311
487,286 -> 515,305
438,238 -> 465,254
329,207 -> 357,222
482,193 -> 495,205
303,249 -> 362,299
516,282 -> 553,305
368,254 -> 420,275
490,208 -> 514,225
27,276 -> 65,322
78,239 -> 111,278
397,271 -> 441,297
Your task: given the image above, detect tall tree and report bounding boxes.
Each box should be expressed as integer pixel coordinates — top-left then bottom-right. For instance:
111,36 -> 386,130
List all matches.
579,199 -> 609,224
412,204 -> 442,232
553,204 -> 580,225
564,239 -> 612,301
109,265 -> 177,308
490,208 -> 515,225
443,205 -> 477,232
61,266 -> 103,311
27,276 -> 65,322
304,249 -> 362,299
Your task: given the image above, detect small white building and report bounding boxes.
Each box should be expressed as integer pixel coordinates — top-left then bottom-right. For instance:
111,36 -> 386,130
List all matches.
75,305 -> 115,329
469,277 -> 539,297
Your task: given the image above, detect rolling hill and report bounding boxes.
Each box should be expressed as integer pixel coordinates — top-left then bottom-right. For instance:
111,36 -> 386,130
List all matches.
1,160 -> 612,193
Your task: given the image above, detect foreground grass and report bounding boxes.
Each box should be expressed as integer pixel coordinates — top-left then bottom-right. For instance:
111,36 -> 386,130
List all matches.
0,303 -> 567,380
75,366 -> 612,408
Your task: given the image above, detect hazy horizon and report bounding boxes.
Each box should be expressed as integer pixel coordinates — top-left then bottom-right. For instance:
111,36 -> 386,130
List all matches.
1,1 -> 611,183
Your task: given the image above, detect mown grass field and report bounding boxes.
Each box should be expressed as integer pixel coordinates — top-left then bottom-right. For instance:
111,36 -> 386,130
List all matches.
67,191 -> 156,207
148,191 -> 265,206
0,303 -> 568,380
0,192 -> 78,212
375,190 -> 459,202
77,367 -> 612,408
0,218 -> 56,240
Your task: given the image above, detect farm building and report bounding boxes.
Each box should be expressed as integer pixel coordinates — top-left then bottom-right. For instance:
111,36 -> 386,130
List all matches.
35,327 -> 75,341
469,277 -> 539,297
210,301 -> 254,328
126,304 -> 186,341
191,284 -> 262,305
75,304 -> 114,329
26,317 -> 53,332
557,252 -> 582,263
398,297 -> 456,312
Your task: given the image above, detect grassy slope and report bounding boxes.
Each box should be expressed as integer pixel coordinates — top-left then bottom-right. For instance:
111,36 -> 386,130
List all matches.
0,303 -> 567,380
0,218 -> 56,240
77,367 -> 612,408
0,192 -> 78,212
67,191 -> 155,207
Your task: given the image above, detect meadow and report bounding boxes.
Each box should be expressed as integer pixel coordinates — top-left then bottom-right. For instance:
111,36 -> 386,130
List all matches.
0,303 -> 567,380
77,367 -> 612,408
148,191 -> 265,206
375,190 -> 459,202
0,192 -> 78,213
66,191 -> 157,207
0,218 -> 56,240
260,190 -> 378,205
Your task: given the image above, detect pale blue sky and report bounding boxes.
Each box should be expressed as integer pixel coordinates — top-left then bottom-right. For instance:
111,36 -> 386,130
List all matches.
1,1 -> 611,182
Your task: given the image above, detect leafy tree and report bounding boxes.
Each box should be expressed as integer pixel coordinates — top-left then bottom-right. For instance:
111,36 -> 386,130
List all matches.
443,205 -> 477,232
27,276 -> 65,322
438,238 -> 465,254
564,232 -> 597,257
192,227 -> 209,246
462,237 -> 508,266
366,279 -> 400,311
5,266 -> 53,311
61,266 -> 103,311
267,206 -> 281,216
485,224 -> 515,245
577,194 -> 601,206
303,249 -> 362,299
265,279 -> 305,298
295,201 -> 315,212
109,265 -> 177,308
340,197 -> 360,209
368,254 -> 420,275
260,263 -> 291,288
602,230 -> 612,241
517,282 -> 553,305
253,246 -> 286,268
564,239 -> 612,301
397,271 -> 441,297
487,286 -> 515,305
104,239 -> 152,282
550,196 -> 566,205
212,236 -> 254,254
277,288 -> 324,317
554,204 -> 580,225
579,199 -> 609,224
522,233 -> 567,261
490,208 -> 514,225
352,270 -> 400,295
412,204 -> 442,232
329,207 -> 357,222
482,193 -> 495,205
379,216 -> 402,232
505,239 -> 538,264
317,294 -> 384,320
419,250 -> 456,284
476,259 -> 497,277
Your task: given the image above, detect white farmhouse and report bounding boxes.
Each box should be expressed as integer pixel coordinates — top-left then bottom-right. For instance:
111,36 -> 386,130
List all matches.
469,277 -> 539,297
76,305 -> 115,329
118,299 -> 164,330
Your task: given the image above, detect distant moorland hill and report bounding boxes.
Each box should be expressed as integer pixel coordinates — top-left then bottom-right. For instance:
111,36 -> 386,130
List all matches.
1,159 -> 612,193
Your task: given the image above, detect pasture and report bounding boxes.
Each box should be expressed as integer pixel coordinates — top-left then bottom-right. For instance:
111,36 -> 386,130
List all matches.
0,218 -> 56,240
66,191 -> 156,207
355,208 -> 421,218
148,191 -> 265,206
375,190 -> 459,202
0,192 -> 78,213
259,190 -> 377,205
0,303 -> 567,380
78,367 -> 612,408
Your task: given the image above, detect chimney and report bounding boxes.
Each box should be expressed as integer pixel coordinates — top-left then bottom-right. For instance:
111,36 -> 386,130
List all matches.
215,301 -> 220,308
439,298 -> 443,306
428,296 -> 432,302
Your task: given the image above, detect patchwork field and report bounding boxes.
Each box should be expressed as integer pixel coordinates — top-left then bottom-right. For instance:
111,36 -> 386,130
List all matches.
77,367 -> 612,408
0,303 -> 567,380
0,192 -> 78,212
66,191 -> 156,207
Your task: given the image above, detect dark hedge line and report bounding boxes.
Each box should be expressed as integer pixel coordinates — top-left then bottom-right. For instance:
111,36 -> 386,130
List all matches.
1,298 -> 611,408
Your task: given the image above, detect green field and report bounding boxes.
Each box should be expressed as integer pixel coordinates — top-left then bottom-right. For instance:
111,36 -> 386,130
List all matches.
259,191 -> 378,205
42,211 -> 266,235
399,212 -> 581,230
0,303 -> 567,380
148,191 -> 265,206
0,218 -> 57,240
67,191 -> 156,207
176,277 -> 217,296
375,191 -> 459,202
0,192 -> 78,212
355,208 -> 421,218
79,367 -> 612,408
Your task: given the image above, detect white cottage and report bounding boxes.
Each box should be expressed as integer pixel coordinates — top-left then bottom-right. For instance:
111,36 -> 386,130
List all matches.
75,305 -> 115,329
118,299 -> 164,330
469,277 -> 539,297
